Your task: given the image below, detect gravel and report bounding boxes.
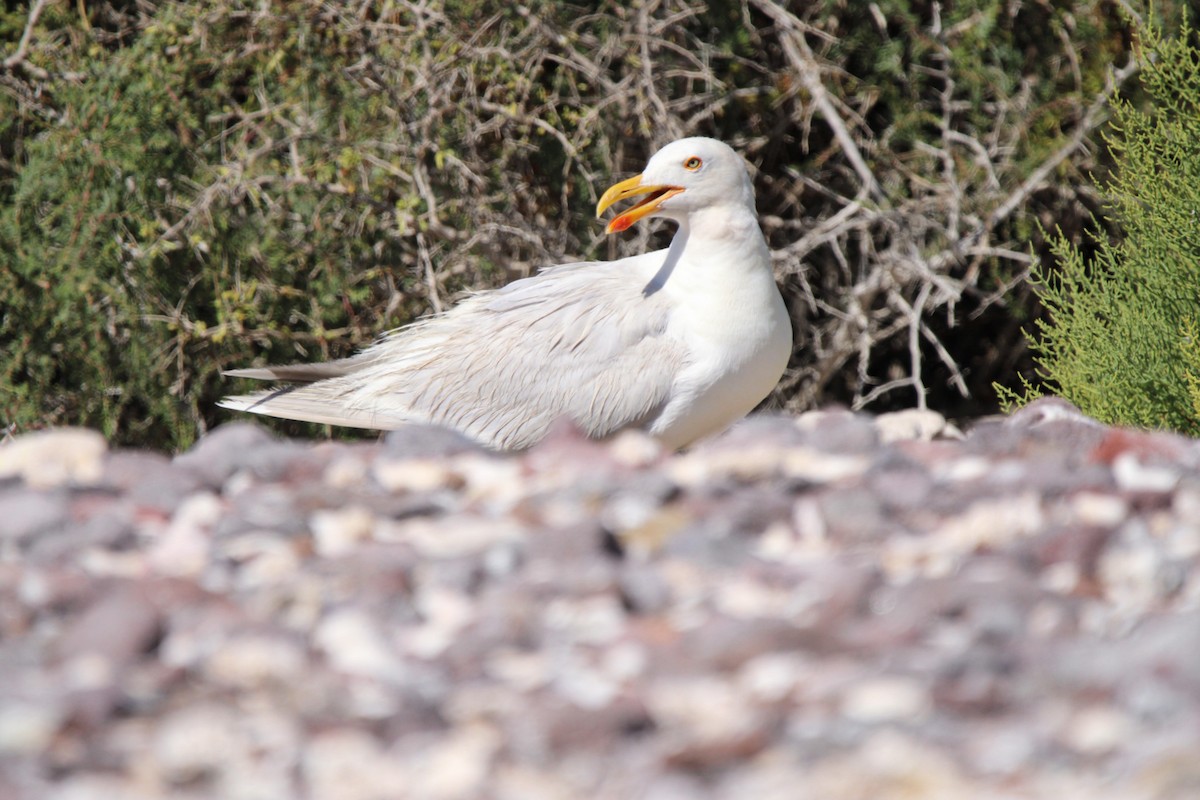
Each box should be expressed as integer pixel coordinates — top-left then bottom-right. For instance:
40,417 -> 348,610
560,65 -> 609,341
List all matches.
1,399 -> 1198,799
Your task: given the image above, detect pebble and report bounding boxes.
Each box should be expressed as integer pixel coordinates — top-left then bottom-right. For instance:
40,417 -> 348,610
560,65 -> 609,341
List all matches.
172,422 -> 286,485
1071,491 -> 1129,526
874,408 -> 957,443
0,703 -> 60,755
1060,705 -> 1134,755
310,505 -> 376,557
204,635 -> 307,687
372,457 -> 463,493
153,702 -> 241,784
841,676 -> 931,723
0,427 -> 107,489
0,488 -> 68,542
149,492 -> 223,576
303,729 -> 404,800
313,608 -> 404,682
1112,452 -> 1181,493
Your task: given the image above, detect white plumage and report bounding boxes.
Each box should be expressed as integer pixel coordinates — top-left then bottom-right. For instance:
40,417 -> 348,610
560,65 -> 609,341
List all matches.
219,137 -> 792,451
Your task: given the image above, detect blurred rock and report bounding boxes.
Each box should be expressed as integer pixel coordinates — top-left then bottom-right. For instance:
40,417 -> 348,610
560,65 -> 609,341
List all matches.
875,408 -> 960,443
0,428 -> 107,489
2,406 -> 1199,799
382,423 -> 487,458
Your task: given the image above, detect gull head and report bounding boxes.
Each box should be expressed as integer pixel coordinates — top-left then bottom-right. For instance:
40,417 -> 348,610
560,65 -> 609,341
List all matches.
596,137 -> 755,234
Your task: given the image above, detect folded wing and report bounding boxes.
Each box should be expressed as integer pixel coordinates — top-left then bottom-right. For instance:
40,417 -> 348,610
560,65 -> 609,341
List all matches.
219,260 -> 687,450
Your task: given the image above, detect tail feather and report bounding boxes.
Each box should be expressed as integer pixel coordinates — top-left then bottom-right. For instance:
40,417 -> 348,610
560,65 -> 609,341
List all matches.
222,352 -> 377,383
217,386 -> 411,430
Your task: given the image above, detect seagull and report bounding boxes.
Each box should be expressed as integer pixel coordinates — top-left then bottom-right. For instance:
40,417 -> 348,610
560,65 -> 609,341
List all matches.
219,137 -> 792,451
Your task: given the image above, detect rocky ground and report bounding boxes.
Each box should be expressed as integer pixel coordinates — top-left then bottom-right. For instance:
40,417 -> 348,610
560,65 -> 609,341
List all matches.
1,399 -> 1198,799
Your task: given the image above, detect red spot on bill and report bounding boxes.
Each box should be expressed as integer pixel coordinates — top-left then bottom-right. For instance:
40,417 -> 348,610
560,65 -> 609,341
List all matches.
609,214 -> 634,233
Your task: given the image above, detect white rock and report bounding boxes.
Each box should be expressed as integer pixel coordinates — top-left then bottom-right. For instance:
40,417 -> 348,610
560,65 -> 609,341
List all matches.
783,448 -> 871,483
455,455 -> 526,508
1040,561 -> 1081,595
1166,522 -> 1200,560
205,636 -> 306,687
647,677 -> 756,743
493,764 -> 578,800
739,653 -> 807,703
323,454 -> 370,489
667,445 -> 784,485
153,703 -> 240,784
0,701 -> 60,754
553,660 -> 621,709
815,730 -> 966,795
1098,536 -> 1164,613
63,652 -> 116,691
934,456 -> 991,483
542,595 -> 627,644
841,676 -> 931,723
485,648 -> 552,691
0,427 -> 107,488
1113,452 -> 1180,493
313,608 -> 404,682
400,722 -> 502,800
875,409 -> 957,443
609,428 -> 666,467
372,457 -> 461,492
376,515 -> 523,559
714,576 -> 796,619
224,533 -> 302,589
406,587 -> 477,659
1061,705 -> 1134,755
149,492 -> 223,576
310,505 -> 376,557
1070,492 -> 1129,526
303,729 -> 405,800
17,570 -> 51,606
671,445 -> 869,486
603,641 -> 648,682
939,492 -> 1044,550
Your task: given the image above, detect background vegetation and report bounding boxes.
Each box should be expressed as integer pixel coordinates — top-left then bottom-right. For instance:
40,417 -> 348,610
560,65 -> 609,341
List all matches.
0,0 -> 1179,449
1000,21 -> 1200,435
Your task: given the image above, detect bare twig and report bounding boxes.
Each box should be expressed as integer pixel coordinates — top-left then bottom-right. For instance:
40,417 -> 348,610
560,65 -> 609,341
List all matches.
3,0 -> 51,80
988,57 -> 1139,230
754,0 -> 886,204
417,232 -> 443,313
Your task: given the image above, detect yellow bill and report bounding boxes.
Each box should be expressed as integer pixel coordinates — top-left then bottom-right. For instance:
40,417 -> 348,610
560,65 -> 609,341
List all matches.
595,174 -> 684,234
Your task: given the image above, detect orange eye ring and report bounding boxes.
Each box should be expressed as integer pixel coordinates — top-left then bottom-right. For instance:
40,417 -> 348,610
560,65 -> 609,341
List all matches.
683,156 -> 702,171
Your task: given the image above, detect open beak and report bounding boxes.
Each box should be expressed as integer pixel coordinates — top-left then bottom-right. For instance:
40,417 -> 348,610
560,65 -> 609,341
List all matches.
595,174 -> 684,234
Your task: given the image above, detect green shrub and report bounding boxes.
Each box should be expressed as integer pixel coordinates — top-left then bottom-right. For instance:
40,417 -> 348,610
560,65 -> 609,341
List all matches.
999,21 -> 1200,434
1,0 -> 577,448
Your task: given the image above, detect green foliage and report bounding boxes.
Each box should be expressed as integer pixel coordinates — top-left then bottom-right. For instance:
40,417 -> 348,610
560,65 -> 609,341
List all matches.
1000,21 -> 1200,433
1183,319 -> 1200,418
0,0 -> 558,448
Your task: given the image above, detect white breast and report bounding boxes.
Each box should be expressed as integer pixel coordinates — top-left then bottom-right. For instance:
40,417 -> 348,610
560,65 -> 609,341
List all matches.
646,234 -> 792,449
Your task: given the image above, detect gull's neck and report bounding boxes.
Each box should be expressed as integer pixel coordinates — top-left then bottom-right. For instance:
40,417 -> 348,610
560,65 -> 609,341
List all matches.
642,203 -> 768,296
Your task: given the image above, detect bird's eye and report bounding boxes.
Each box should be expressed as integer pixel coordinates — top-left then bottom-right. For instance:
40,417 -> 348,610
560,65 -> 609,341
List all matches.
683,156 -> 702,171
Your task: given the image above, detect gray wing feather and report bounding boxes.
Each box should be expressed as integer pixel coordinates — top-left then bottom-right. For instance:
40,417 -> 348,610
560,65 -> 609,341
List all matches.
220,259 -> 687,449
222,351 -> 380,383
